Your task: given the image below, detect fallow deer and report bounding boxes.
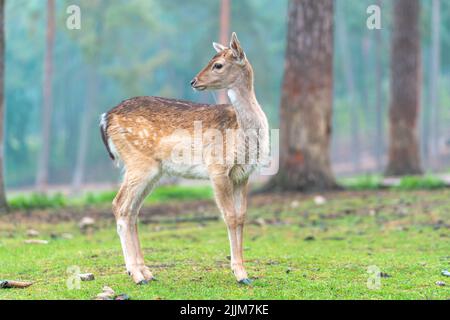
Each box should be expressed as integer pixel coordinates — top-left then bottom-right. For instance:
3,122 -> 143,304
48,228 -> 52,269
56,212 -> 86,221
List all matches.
100,33 -> 269,285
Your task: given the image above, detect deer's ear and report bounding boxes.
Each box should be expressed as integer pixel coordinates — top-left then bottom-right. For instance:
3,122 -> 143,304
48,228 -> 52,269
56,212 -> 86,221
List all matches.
229,32 -> 245,62
213,42 -> 226,53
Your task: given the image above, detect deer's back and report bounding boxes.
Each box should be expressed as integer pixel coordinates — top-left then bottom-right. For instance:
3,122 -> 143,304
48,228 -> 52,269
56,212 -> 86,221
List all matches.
107,96 -> 237,130
104,96 -> 239,176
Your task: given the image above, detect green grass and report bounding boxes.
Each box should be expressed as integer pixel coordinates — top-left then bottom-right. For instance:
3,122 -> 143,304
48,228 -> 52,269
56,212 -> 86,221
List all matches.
341,174 -> 448,191
1,189 -> 449,300
9,175 -> 448,211
340,175 -> 383,190
7,192 -> 68,210
395,176 -> 447,190
7,185 -> 213,211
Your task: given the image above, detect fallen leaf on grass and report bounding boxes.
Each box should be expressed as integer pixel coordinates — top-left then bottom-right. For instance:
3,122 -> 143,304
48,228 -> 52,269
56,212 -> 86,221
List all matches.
290,200 -> 300,208
50,232 -> 74,240
94,286 -> 130,300
314,196 -> 326,205
79,217 -> 96,234
435,281 -> 446,286
441,270 -> 450,277
0,280 -> 33,289
24,239 -> 48,245
95,286 -> 115,300
79,273 -> 95,281
323,236 -> 346,241
26,229 -> 39,237
251,218 -> 266,227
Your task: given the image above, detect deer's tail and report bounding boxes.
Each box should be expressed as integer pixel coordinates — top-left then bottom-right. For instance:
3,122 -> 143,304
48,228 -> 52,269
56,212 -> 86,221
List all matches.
99,113 -> 116,161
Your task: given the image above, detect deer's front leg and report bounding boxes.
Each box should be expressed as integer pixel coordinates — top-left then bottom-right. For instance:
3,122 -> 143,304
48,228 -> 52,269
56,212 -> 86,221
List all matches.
210,174 -> 250,284
233,179 -> 250,284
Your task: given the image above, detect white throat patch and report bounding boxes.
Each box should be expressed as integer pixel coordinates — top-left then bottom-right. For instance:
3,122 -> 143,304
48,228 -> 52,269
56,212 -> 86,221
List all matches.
227,89 -> 237,104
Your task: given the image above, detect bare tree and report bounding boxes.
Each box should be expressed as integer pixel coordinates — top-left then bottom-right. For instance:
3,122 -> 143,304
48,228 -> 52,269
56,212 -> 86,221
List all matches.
267,0 -> 337,191
217,0 -> 230,104
0,0 -> 8,213
36,0 -> 55,190
385,0 -> 422,176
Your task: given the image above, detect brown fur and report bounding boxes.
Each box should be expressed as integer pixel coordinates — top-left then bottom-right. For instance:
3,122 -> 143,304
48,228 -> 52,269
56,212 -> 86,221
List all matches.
105,96 -> 238,167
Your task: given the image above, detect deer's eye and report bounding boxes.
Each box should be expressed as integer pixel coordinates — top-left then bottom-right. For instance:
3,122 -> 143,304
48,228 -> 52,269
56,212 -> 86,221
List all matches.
213,63 -> 223,70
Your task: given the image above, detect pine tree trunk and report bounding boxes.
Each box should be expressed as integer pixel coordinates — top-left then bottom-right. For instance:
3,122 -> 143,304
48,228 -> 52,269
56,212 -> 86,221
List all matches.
0,0 -> 8,214
72,68 -> 98,194
71,4 -> 104,193
374,0 -> 385,172
267,0 -> 337,191
36,0 -> 55,190
385,0 -> 423,176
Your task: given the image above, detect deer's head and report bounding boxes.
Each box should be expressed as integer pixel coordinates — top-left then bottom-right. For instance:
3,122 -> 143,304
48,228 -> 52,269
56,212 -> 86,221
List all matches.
191,32 -> 251,91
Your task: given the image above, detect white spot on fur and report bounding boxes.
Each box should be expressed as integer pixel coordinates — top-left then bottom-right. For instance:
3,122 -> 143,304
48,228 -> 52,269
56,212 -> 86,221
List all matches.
99,113 -> 107,129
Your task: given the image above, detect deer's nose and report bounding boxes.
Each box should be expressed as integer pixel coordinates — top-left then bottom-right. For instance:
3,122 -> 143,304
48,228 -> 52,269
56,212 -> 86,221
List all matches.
190,77 -> 198,87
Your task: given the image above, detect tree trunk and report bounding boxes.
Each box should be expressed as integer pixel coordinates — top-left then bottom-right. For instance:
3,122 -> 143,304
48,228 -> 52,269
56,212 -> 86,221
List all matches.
36,0 -> 55,190
71,5 -> 104,193
217,0 -> 230,104
336,2 -> 360,172
0,0 -> 8,214
267,0 -> 337,191
429,0 -> 440,166
385,0 -> 422,176
71,68 -> 98,194
374,0 -> 385,172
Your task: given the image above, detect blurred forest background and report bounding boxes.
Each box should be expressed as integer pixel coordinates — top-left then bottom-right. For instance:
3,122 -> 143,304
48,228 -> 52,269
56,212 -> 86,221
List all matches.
3,0 -> 450,192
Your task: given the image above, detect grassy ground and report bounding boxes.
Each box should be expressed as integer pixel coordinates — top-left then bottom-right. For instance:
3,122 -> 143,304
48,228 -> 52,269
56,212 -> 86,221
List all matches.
6,175 -> 448,211
7,185 -> 214,210
0,189 -> 449,300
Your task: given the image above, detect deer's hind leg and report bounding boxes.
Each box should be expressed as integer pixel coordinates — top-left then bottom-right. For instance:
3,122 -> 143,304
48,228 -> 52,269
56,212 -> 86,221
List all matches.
113,163 -> 160,284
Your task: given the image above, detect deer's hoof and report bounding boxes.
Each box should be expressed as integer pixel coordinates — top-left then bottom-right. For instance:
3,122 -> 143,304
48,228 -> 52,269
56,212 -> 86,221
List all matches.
238,278 -> 252,285
137,280 -> 149,285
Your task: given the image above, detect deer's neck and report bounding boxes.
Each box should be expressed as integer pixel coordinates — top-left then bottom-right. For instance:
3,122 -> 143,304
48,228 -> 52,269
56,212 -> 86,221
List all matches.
227,85 -> 268,133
